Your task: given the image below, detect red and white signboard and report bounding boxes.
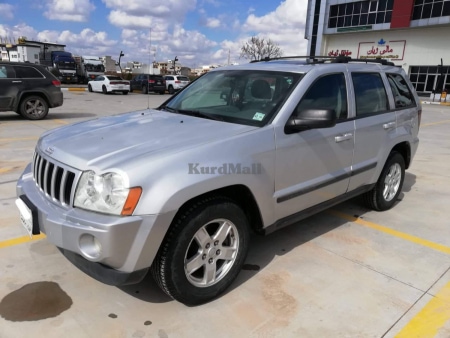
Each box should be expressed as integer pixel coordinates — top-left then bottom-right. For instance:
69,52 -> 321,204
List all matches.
327,39 -> 406,61
358,40 -> 406,61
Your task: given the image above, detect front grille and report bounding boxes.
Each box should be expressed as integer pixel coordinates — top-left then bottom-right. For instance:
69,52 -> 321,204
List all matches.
32,151 -> 78,206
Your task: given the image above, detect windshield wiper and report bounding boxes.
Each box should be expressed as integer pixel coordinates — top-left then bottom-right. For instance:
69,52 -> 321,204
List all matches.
161,106 -> 223,121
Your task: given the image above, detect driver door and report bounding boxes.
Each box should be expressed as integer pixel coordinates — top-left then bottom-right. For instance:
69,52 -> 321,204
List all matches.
274,72 -> 355,220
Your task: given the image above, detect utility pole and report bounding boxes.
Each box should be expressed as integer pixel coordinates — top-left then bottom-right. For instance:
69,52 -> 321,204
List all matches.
173,56 -> 178,75
118,51 -> 124,74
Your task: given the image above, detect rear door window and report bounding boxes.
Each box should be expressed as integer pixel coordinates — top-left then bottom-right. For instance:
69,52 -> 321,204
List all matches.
13,66 -> 44,79
352,73 -> 389,116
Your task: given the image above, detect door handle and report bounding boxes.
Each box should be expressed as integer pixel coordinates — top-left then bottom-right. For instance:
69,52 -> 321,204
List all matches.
335,133 -> 353,143
12,81 -> 22,83
383,122 -> 396,130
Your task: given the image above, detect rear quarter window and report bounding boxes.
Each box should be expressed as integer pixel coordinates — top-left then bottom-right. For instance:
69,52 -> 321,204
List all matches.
386,73 -> 416,108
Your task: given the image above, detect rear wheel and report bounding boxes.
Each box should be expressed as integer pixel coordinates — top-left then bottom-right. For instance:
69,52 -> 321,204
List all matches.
19,96 -> 49,120
102,85 -> 108,94
363,152 -> 405,211
88,84 -> 93,92
142,85 -> 148,94
159,91 -> 165,95
152,197 -> 250,305
122,91 -> 129,95
168,85 -> 175,94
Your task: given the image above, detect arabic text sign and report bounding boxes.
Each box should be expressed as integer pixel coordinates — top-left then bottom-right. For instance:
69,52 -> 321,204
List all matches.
358,40 -> 406,60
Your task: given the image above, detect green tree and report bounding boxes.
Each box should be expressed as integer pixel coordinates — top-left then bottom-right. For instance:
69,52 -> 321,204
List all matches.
240,36 -> 283,61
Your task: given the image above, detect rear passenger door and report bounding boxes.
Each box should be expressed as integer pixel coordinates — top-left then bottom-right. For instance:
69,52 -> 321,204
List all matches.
347,72 -> 396,191
274,73 -> 355,219
0,64 -> 17,110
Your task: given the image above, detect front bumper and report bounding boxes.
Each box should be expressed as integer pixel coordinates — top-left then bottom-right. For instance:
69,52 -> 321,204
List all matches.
16,163 -> 176,285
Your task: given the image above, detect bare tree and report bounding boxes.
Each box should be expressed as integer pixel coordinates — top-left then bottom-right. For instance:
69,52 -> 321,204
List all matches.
240,36 -> 283,61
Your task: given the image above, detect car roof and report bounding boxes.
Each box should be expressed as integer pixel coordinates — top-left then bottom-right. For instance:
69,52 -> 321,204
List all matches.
209,58 -> 404,75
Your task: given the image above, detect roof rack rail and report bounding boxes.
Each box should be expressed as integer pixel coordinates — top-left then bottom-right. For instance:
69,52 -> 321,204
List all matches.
250,55 -> 396,66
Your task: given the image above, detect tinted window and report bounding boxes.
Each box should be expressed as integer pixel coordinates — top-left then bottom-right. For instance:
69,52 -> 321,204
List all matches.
352,73 -> 388,115
107,76 -> 123,80
178,76 -> 189,81
387,73 -> 416,108
14,66 -> 44,78
296,73 -> 348,119
0,65 -> 15,78
166,76 -> 174,80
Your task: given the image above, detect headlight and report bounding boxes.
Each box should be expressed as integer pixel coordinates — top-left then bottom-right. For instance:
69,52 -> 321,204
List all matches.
74,171 -> 141,216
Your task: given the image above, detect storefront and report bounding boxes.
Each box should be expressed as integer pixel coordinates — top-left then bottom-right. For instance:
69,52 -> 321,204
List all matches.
306,0 -> 450,95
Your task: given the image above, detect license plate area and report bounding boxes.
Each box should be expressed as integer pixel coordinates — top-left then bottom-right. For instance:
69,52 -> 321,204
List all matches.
15,196 -> 40,237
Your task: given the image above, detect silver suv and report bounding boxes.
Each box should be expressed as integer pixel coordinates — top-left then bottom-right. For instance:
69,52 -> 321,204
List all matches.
16,57 -> 421,305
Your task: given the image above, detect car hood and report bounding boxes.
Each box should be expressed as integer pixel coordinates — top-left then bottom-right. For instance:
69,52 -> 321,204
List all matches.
38,109 -> 258,170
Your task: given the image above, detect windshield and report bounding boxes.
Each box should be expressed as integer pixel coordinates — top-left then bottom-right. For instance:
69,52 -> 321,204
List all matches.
57,62 -> 76,70
85,63 -> 105,72
163,70 -> 302,126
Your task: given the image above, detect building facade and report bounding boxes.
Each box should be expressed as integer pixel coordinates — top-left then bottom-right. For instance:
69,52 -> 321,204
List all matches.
306,0 -> 450,95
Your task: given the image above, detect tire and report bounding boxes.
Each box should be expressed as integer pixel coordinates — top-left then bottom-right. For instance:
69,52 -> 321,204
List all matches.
363,152 -> 405,211
142,85 -> 148,94
122,91 -> 129,95
159,91 -> 165,95
88,84 -> 93,92
19,96 -> 49,120
151,197 -> 250,306
168,85 -> 174,94
102,85 -> 108,94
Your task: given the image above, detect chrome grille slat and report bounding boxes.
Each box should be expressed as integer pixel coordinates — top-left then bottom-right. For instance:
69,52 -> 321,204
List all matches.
43,160 -> 50,195
32,151 -> 79,207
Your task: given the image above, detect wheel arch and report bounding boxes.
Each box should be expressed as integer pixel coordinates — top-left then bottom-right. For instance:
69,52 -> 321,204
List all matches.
15,91 -> 50,112
171,184 -> 264,236
391,141 -> 411,169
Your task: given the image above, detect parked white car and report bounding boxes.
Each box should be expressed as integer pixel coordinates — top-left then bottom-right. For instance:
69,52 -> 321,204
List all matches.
164,75 -> 190,94
88,75 -> 130,95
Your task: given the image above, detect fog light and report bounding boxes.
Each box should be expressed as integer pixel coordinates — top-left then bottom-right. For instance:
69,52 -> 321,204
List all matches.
79,234 -> 102,259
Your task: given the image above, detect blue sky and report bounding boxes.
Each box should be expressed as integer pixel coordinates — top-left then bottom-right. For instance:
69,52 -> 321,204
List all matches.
0,0 -> 308,68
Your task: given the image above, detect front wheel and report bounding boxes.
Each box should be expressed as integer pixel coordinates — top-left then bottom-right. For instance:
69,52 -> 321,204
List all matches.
19,96 -> 49,120
152,197 -> 250,305
159,91 -> 165,95
363,152 -> 405,211
88,84 -> 93,92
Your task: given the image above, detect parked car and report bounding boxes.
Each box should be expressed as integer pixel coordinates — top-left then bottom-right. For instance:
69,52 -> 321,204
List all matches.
164,75 -> 190,94
130,74 -> 166,94
88,75 -> 130,95
16,56 -> 421,305
0,61 -> 63,120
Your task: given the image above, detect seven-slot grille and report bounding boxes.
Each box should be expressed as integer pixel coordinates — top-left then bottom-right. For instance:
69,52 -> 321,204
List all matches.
32,151 -> 77,206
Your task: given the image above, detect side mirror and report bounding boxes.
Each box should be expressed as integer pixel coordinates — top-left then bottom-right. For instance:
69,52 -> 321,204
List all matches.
285,109 -> 337,134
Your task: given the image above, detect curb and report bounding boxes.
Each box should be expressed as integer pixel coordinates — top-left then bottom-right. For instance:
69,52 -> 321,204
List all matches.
61,87 -> 88,92
421,101 -> 450,106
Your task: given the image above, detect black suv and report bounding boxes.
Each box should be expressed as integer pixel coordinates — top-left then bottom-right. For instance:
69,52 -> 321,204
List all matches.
130,74 -> 166,94
0,62 -> 63,120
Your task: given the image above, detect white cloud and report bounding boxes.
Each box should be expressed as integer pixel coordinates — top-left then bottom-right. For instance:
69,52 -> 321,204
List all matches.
102,0 -> 196,20
0,23 -> 37,42
44,0 -> 95,22
0,4 -> 14,20
35,28 -> 117,56
242,0 -> 308,56
205,18 -> 221,28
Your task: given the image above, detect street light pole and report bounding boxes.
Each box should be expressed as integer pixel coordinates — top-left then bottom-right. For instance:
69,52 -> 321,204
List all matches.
173,56 -> 178,75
